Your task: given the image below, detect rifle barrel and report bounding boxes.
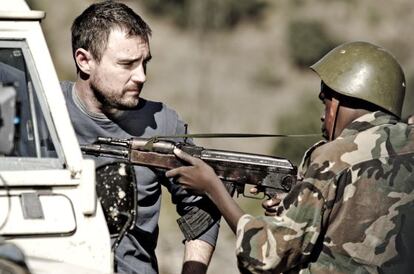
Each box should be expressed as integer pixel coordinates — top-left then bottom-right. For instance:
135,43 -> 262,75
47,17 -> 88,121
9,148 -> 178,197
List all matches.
80,144 -> 129,158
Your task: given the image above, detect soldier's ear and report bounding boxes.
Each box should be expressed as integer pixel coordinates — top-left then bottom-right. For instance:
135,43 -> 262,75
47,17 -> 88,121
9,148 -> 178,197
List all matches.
75,48 -> 93,75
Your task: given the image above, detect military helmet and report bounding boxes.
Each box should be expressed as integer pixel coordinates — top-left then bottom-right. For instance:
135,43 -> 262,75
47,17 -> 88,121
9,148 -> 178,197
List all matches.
311,41 -> 406,117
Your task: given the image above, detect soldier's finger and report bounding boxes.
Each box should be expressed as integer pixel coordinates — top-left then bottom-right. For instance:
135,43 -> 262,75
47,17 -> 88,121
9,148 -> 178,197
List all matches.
262,197 -> 281,210
165,166 -> 185,178
264,211 -> 277,217
249,187 -> 258,194
173,147 -> 199,165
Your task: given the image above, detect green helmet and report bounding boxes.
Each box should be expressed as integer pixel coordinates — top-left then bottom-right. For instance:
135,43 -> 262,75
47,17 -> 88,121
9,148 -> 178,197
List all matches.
310,41 -> 406,117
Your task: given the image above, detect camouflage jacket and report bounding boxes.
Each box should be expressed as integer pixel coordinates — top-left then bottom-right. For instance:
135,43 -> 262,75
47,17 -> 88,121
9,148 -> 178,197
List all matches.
236,111 -> 414,274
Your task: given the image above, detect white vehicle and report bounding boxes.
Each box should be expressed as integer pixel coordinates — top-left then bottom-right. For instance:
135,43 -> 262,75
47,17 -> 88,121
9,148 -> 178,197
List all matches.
0,1 -> 113,273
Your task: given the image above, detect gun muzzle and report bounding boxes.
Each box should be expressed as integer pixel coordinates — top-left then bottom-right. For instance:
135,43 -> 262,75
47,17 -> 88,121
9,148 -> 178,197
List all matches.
80,144 -> 129,158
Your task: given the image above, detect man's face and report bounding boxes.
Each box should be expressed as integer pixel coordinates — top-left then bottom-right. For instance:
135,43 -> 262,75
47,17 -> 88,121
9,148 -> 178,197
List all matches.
319,86 -> 335,140
89,28 -> 151,110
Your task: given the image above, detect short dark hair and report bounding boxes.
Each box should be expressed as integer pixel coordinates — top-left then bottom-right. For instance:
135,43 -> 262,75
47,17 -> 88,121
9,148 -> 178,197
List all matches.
71,1 -> 152,69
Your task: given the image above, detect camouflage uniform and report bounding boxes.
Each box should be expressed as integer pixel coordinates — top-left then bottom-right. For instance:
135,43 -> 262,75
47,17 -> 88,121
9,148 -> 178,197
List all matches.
236,111 -> 414,273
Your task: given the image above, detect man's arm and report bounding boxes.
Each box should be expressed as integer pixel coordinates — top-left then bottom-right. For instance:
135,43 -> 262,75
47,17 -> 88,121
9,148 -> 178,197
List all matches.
182,239 -> 214,274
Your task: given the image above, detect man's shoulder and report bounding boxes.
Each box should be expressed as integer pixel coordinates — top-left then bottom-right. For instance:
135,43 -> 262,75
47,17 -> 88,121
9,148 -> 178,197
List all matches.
59,80 -> 74,98
126,98 -> 185,136
140,98 -> 176,111
59,80 -> 73,90
138,98 -> 180,121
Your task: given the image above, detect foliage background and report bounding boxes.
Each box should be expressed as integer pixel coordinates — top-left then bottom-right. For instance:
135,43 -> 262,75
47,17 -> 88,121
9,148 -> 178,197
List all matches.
27,0 -> 414,273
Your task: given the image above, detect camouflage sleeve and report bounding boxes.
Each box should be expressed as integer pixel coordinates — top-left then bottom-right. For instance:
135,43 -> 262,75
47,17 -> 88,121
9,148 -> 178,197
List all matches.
297,140 -> 326,180
235,170 -> 333,273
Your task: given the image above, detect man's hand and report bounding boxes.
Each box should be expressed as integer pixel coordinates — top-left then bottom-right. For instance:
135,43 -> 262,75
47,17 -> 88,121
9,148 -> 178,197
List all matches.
165,148 -> 222,196
182,240 -> 214,274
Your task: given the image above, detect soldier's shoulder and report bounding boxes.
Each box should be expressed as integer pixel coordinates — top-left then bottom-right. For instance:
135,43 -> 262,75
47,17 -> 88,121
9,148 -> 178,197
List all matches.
311,122 -> 413,168
311,137 -> 352,162
298,140 -> 326,178
303,135 -> 364,177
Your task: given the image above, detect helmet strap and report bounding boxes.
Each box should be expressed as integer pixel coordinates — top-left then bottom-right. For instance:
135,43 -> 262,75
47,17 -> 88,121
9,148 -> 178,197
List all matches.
327,97 -> 340,141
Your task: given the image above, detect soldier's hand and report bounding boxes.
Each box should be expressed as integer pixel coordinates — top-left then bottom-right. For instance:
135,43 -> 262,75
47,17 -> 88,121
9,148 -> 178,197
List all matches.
262,195 -> 285,216
166,148 -> 221,195
249,187 -> 287,216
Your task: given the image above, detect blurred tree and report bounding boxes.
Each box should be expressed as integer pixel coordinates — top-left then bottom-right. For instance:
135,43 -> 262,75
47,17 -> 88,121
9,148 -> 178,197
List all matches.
271,93 -> 322,166
253,64 -> 284,89
287,20 -> 338,68
140,0 -> 268,32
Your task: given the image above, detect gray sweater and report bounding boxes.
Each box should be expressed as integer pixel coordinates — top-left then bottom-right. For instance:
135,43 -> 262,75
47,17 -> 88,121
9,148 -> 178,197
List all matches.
61,81 -> 219,274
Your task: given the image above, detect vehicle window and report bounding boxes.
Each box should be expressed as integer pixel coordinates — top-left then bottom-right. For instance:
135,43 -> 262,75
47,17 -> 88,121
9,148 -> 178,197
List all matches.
0,47 -> 57,159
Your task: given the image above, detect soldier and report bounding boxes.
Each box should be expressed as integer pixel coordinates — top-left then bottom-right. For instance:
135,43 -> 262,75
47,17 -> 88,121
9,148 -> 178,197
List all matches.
166,41 -> 414,273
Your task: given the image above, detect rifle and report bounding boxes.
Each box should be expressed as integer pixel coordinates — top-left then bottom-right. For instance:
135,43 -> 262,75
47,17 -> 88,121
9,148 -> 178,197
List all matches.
80,137 -> 297,199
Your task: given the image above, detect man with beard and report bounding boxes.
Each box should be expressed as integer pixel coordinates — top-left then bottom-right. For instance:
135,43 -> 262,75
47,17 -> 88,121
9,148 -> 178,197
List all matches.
60,2 -> 219,274
166,41 -> 414,273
